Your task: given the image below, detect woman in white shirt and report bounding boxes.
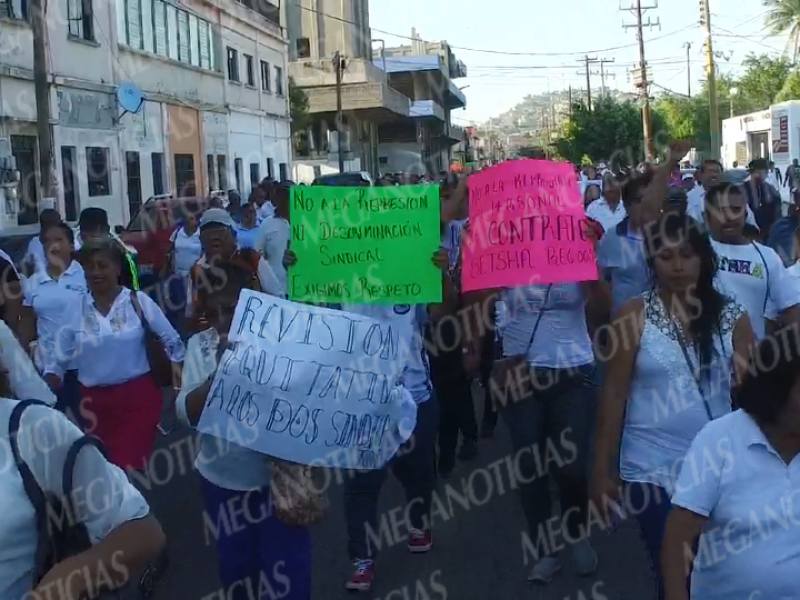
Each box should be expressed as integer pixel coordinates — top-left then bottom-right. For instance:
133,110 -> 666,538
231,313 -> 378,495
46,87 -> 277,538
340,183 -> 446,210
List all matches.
592,212 -> 754,600
176,263 -> 312,600
44,240 -> 186,473
165,211 -> 203,318
703,182 -> 800,339
0,396 -> 165,600
20,222 -> 87,424
662,324 -> 800,600
462,226 -> 609,584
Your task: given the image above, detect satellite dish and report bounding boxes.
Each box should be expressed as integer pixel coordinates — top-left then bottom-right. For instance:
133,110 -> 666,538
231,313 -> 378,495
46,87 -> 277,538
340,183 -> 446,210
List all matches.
117,82 -> 144,116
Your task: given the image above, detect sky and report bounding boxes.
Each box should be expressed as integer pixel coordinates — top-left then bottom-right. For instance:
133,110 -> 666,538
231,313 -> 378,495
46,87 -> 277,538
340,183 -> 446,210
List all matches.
369,0 -> 790,126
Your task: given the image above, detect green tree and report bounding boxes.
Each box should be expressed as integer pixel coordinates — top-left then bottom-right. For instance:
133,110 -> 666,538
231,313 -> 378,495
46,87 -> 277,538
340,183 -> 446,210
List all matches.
553,96 -> 665,168
764,0 -> 800,60
736,53 -> 795,111
288,77 -> 310,133
776,68 -> 800,101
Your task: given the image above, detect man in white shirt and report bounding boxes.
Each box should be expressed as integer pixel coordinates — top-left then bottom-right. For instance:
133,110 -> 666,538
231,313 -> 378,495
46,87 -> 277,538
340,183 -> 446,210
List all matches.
704,182 -> 800,338
687,159 -> 758,228
254,182 -> 291,292
585,174 -> 626,231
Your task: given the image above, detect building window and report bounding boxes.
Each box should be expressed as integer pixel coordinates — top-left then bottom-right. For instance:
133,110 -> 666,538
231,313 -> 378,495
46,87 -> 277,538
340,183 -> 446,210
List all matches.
174,154 -> 196,196
68,0 -> 95,41
86,147 -> 110,197
260,61 -> 271,92
216,155 -> 227,190
1,0 -> 29,20
118,0 -> 218,71
279,162 -> 287,181
234,158 -> 243,192
227,47 -> 239,82
125,151 -> 142,218
151,152 -> 165,195
249,163 -> 260,185
296,38 -> 310,59
244,54 -> 254,86
266,158 -> 274,179
206,154 -> 215,193
275,66 -> 284,96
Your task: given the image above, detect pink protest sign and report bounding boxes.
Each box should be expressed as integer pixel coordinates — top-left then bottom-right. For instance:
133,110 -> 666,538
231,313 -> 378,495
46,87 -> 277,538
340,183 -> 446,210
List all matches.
462,160 -> 598,292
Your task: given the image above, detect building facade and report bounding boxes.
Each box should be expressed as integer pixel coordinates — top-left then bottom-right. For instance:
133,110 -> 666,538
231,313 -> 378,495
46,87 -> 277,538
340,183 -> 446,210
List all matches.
0,0 -> 290,234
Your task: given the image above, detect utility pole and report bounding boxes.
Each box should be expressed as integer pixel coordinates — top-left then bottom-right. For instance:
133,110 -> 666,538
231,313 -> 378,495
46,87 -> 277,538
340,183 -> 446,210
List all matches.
622,0 -> 660,161
683,42 -> 692,97
31,0 -> 54,207
577,56 -> 599,109
599,58 -> 615,97
700,0 -> 719,159
333,51 -> 345,172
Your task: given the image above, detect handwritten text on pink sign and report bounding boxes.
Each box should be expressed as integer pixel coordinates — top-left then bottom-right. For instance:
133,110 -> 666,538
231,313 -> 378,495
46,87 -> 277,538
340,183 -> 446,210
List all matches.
462,160 -> 598,292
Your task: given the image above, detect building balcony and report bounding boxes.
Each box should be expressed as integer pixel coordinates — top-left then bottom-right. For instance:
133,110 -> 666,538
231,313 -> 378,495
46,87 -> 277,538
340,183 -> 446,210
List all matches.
374,55 -> 466,110
410,100 -> 445,121
233,0 -> 281,31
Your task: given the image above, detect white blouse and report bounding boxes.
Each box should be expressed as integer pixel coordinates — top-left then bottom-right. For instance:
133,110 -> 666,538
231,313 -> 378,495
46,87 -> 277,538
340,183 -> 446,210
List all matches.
45,288 -> 185,388
0,400 -> 150,600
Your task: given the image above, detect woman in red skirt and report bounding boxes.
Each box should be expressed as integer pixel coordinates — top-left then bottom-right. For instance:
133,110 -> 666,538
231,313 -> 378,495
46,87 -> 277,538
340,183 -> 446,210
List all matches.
43,240 -> 185,472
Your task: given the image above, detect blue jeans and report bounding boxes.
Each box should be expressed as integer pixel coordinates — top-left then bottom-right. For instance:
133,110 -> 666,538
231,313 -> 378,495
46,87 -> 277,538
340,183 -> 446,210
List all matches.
344,396 -> 439,560
627,482 -> 693,600
55,370 -> 82,428
500,363 -> 597,550
199,478 -> 313,600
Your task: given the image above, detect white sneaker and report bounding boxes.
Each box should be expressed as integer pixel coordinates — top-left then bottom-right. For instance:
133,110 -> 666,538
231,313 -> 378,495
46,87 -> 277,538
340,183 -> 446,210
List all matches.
527,556 -> 561,583
571,538 -> 598,576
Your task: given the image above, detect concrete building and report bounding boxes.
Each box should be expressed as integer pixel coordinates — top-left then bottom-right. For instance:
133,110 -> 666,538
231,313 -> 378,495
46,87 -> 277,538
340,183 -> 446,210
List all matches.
376,29 -> 467,174
283,0 -> 411,179
0,0 -> 290,234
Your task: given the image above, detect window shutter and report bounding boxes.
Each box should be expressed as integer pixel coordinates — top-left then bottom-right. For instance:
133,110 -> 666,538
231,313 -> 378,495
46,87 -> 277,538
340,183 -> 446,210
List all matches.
126,0 -> 142,49
178,11 -> 190,63
153,0 -> 167,56
188,15 -> 200,66
198,21 -> 210,69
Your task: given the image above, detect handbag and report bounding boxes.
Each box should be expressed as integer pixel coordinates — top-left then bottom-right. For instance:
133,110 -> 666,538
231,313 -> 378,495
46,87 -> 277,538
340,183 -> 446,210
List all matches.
489,285 -> 553,411
9,400 -> 148,599
268,458 -> 329,527
130,292 -> 173,388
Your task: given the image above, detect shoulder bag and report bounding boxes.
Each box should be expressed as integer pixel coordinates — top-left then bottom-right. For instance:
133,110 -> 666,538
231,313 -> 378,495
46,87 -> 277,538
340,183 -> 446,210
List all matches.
130,292 -> 173,388
489,285 -> 553,411
9,400 -> 148,599
670,322 -> 716,421
269,459 -> 329,527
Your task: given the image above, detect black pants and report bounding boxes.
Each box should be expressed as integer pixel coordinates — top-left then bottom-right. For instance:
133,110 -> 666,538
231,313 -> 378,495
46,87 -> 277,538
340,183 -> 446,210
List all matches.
428,319 -> 477,469
479,333 -> 498,430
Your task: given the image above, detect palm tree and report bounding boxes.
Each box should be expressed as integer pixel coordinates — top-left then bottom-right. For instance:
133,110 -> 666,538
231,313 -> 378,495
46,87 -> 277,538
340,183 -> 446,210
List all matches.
764,0 -> 800,61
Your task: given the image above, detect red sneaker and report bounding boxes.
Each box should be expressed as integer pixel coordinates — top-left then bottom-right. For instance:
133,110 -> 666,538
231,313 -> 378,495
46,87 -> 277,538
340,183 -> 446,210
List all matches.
345,559 -> 374,591
407,528 -> 433,553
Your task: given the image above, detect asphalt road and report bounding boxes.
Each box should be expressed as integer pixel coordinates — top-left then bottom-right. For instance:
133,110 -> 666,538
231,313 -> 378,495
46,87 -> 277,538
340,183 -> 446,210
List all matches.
143,389 -> 657,600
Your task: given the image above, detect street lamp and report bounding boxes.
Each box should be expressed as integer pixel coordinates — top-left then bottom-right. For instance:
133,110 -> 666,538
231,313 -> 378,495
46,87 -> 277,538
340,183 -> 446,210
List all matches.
729,87 -> 739,118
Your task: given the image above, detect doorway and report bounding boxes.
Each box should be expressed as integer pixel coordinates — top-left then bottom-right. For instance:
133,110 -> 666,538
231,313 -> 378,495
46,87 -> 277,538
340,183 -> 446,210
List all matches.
60,146 -> 79,221
11,135 -> 39,225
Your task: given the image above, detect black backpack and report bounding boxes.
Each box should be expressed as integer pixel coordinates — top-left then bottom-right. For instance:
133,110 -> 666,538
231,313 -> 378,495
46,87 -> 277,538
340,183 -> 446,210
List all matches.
9,400 -> 149,599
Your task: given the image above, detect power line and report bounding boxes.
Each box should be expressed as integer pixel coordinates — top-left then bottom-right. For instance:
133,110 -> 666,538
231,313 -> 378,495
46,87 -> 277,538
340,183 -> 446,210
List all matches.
288,1 -> 699,57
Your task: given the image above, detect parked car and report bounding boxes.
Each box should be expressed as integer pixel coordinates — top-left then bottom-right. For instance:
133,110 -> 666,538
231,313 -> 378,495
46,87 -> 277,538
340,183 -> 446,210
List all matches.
312,171 -> 374,186
116,194 -> 207,279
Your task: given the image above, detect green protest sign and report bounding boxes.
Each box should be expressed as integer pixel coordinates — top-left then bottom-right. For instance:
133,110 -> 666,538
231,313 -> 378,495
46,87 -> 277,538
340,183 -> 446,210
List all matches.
288,185 -> 442,304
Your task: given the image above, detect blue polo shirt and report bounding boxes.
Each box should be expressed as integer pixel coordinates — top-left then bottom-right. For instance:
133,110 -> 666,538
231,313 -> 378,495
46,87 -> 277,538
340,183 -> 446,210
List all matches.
597,218 -> 649,316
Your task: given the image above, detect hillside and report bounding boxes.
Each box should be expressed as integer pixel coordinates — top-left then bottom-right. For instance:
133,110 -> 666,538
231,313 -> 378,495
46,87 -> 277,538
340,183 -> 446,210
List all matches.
482,88 -> 638,136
